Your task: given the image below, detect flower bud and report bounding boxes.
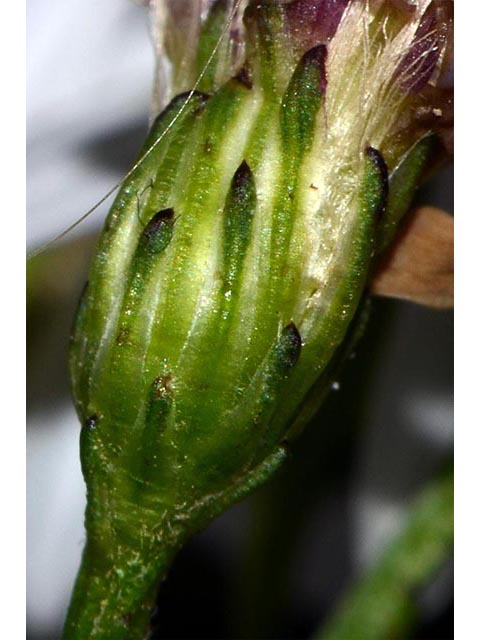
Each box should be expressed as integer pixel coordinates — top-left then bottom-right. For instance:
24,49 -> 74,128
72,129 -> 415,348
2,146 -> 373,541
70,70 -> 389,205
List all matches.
66,2 -> 452,637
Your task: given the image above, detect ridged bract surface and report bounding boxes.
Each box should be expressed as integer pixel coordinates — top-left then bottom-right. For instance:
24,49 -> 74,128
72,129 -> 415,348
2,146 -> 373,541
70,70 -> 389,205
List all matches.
66,2 -> 445,638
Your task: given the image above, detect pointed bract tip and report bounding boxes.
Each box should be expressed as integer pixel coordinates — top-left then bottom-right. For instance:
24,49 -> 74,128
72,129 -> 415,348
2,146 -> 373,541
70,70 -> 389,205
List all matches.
365,147 -> 389,217
235,66 -> 253,89
232,160 -> 254,191
302,43 -> 328,93
153,91 -> 210,128
143,208 -> 175,253
151,374 -> 174,401
280,322 -> 303,368
84,414 -> 100,431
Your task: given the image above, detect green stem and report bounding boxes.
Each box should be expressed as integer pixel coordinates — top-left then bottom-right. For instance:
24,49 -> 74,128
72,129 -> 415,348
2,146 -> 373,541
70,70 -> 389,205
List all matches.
316,466 -> 453,640
63,537 -> 179,640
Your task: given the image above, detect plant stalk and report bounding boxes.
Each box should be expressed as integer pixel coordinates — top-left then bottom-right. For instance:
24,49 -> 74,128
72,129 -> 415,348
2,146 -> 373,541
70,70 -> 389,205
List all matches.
63,535 -> 180,640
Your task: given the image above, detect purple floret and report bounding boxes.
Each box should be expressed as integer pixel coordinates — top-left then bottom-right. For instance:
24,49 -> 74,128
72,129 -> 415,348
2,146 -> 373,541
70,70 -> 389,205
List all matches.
286,0 -> 349,48
397,6 -> 442,93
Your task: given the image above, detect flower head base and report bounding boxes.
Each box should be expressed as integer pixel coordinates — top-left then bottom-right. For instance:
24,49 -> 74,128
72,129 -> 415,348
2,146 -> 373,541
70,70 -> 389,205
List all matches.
66,3 -> 452,637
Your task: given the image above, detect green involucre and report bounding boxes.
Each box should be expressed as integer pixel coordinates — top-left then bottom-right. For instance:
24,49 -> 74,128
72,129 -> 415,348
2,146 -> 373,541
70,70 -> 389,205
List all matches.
66,2 -> 439,637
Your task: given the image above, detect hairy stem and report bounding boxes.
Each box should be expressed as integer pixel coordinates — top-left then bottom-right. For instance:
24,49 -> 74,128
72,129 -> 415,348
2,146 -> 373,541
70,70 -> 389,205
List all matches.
63,535 -> 180,640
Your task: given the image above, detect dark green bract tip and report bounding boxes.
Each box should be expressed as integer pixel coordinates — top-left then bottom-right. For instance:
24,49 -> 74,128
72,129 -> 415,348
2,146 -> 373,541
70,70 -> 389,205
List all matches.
281,43 -> 327,155
232,160 -> 254,193
301,44 -> 328,93
157,90 -> 210,122
84,414 -> 100,431
278,323 -> 303,369
142,208 -> 175,254
365,147 -> 389,218
235,66 -> 253,89
150,374 -> 174,401
223,160 -> 256,296
145,374 -> 173,428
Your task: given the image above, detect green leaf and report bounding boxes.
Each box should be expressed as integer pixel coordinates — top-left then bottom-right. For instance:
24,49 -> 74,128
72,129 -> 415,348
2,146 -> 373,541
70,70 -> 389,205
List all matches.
317,467 -> 453,640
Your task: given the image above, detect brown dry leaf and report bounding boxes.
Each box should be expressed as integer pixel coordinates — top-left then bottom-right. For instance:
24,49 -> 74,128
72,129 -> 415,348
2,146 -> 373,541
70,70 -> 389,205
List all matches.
371,205 -> 454,308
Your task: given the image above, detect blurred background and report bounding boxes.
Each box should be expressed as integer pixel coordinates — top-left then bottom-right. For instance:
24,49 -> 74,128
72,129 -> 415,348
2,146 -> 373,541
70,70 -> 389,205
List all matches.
27,1 -> 453,638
